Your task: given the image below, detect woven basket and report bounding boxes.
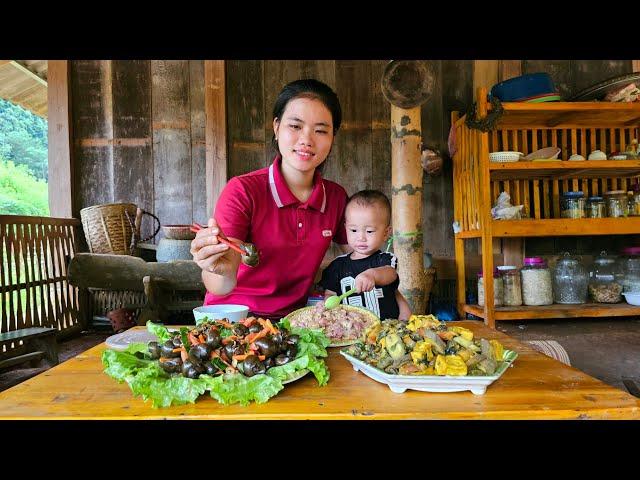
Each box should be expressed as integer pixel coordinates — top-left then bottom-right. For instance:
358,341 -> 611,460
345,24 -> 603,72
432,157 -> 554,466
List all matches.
80,203 -> 160,255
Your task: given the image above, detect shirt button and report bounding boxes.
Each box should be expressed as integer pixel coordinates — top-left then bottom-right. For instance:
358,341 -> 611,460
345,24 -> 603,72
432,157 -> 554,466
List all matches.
298,222 -> 303,228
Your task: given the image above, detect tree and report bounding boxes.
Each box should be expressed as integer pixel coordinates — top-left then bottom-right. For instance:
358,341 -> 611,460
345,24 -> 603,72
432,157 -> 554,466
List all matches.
0,159 -> 49,216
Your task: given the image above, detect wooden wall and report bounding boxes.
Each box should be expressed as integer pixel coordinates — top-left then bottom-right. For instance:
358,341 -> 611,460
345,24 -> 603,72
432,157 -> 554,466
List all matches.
71,60 -> 206,242
69,59 -> 637,265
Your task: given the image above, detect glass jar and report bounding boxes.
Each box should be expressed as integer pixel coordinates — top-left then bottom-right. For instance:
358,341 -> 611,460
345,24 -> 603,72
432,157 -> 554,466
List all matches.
588,250 -> 623,303
499,266 -> 523,306
552,252 -> 588,304
560,191 -> 586,218
627,191 -> 635,216
477,269 -> 504,307
521,257 -> 553,306
604,190 -> 628,217
586,196 -> 606,218
619,246 -> 640,292
632,188 -> 640,216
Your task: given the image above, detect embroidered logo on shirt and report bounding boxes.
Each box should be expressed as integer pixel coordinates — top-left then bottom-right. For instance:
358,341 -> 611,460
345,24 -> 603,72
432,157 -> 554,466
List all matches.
322,230 -> 332,237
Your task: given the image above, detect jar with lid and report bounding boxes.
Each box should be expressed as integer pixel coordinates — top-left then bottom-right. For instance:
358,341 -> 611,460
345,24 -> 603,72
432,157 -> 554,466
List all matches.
604,190 -> 628,217
588,250 -> 623,303
552,252 -> 588,304
521,257 -> 553,305
586,196 -> 606,218
619,246 -> 640,292
560,191 -> 586,218
477,269 -> 504,307
498,266 -> 522,306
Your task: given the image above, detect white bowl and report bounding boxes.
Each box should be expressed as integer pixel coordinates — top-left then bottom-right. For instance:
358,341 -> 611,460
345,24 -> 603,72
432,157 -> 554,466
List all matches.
193,304 -> 249,324
622,292 -> 640,306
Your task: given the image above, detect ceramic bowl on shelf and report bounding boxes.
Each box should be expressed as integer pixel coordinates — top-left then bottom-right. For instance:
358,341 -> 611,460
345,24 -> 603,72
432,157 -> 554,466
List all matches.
622,292 -> 640,306
162,225 -> 196,240
523,147 -> 561,161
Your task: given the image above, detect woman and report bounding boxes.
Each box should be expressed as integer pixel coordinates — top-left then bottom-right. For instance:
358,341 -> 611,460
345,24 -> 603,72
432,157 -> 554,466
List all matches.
190,79 -> 350,320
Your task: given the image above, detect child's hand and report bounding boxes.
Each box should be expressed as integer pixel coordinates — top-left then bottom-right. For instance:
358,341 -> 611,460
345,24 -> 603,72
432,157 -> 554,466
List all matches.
355,270 -> 376,293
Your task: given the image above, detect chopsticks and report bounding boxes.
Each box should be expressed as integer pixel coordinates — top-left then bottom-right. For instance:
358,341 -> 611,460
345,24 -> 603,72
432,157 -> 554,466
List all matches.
190,222 -> 247,256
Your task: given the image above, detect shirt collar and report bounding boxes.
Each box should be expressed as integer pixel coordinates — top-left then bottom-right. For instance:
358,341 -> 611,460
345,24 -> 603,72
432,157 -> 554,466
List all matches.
268,154 -> 326,212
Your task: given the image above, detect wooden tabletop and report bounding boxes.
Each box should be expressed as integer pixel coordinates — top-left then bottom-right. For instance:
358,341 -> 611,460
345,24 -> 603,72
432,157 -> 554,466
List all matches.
0,321 -> 638,419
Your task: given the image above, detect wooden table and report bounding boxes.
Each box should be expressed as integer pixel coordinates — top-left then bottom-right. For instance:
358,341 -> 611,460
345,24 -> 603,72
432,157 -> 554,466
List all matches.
0,321 -> 638,419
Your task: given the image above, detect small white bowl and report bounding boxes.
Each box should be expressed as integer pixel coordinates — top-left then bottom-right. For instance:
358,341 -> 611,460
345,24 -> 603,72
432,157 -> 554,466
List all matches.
193,304 -> 249,324
489,151 -> 523,163
622,292 -> 640,306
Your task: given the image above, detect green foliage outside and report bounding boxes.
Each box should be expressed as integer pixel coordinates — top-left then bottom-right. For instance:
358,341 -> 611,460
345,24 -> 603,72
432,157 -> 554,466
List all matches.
0,98 -> 49,216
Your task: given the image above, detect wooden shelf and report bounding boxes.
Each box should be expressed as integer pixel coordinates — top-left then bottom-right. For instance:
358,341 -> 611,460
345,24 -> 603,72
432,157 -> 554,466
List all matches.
491,218 -> 640,237
490,101 -> 640,129
463,302 -> 640,320
489,160 -> 640,181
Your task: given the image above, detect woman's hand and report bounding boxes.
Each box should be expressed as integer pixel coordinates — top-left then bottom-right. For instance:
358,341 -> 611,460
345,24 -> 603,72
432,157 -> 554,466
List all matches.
355,269 -> 376,293
190,218 -> 234,276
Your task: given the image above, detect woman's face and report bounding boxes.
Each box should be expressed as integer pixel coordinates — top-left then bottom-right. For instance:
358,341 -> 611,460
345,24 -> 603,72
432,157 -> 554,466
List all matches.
273,97 -> 334,175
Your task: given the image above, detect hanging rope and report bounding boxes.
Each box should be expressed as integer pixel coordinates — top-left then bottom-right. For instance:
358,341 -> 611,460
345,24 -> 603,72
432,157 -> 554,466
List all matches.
464,96 -> 504,132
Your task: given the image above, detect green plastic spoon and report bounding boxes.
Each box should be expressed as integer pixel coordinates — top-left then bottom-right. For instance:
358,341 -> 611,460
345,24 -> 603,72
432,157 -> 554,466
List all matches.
324,287 -> 357,309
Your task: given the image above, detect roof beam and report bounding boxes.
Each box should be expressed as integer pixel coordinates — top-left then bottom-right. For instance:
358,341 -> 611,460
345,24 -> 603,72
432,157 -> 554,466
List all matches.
10,61 -> 47,86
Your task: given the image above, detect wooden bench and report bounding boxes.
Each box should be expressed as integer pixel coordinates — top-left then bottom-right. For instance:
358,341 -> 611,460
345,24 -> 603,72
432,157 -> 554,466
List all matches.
0,328 -> 59,370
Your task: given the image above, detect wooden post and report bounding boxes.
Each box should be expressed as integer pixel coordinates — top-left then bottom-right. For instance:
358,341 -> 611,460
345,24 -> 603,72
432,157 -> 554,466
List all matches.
48,61 -> 74,218
498,61 -> 525,268
205,60 -> 227,217
381,60 -> 435,314
390,105 -> 425,313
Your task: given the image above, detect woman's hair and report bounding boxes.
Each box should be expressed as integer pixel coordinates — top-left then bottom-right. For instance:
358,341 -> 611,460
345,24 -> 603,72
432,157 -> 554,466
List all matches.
346,190 -> 392,226
271,79 -> 342,158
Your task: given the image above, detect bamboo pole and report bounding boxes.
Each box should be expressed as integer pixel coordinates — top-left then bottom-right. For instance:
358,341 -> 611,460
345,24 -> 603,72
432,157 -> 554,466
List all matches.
390,105 -> 426,314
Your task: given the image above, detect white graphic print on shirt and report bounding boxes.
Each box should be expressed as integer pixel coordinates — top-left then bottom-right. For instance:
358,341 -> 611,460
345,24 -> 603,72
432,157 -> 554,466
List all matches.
339,276 -> 384,318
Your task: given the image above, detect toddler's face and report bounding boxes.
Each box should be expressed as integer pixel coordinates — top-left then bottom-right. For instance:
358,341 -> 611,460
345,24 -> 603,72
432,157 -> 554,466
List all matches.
345,203 -> 392,259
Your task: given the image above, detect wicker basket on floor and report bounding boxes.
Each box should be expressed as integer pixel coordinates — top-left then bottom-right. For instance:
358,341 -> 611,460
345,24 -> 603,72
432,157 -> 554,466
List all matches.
80,203 -> 160,255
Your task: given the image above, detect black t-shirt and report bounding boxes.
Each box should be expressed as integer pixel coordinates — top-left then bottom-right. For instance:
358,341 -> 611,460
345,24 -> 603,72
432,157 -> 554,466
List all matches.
320,250 -> 400,320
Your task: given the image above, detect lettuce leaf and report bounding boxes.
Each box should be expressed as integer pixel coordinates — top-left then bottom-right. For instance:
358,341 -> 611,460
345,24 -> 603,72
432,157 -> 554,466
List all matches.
101,322 -> 331,407
146,321 -> 172,343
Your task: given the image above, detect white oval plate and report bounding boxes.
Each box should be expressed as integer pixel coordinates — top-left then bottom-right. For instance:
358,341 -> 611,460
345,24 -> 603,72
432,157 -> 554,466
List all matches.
105,329 -> 175,351
281,368 -> 310,385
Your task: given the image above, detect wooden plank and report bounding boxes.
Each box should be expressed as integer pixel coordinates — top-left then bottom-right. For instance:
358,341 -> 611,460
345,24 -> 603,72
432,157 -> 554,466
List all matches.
226,60 -> 265,178
47,61 -> 74,218
465,301 -> 640,320
189,61 -> 207,225
204,60 -> 227,217
370,60 -> 392,200
327,60 -> 372,195
70,60 -> 114,214
111,60 -> 154,241
493,218 -> 640,237
472,61 -> 498,98
152,61 -> 192,229
421,61 -> 449,257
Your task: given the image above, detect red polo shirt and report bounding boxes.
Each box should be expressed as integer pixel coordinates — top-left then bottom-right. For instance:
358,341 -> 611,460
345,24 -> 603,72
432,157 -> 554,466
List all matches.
204,155 -> 348,318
